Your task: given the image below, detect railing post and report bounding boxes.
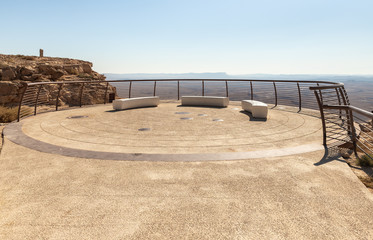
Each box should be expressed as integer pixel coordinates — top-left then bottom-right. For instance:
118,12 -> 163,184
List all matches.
347,109 -> 358,158
273,82 -> 278,107
104,82 -> 109,104
225,80 -> 229,97
335,88 -> 342,119
297,82 -> 302,111
17,83 -> 28,122
79,83 -> 85,107
177,81 -> 180,100
335,88 -> 341,105
343,108 -> 352,135
250,81 -> 253,100
340,86 -> 350,105
338,87 -> 351,131
313,90 -> 327,145
34,85 -> 42,115
129,81 -> 132,98
153,81 -> 157,96
338,87 -> 348,105
56,83 -> 63,111
202,80 -> 205,96
317,83 -> 323,103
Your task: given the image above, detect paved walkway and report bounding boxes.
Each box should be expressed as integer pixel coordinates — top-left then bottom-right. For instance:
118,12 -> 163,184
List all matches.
5,102 -> 323,160
1,103 -> 373,239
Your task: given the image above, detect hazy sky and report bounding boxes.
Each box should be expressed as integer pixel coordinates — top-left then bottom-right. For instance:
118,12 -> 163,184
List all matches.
1,0 -> 373,74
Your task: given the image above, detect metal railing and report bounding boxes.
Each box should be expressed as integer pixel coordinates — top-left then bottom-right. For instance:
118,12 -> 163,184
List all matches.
310,84 -> 373,164
15,78 -> 372,163
17,79 -> 342,122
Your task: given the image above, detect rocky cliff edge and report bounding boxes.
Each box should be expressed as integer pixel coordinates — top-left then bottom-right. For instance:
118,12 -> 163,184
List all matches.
0,54 -> 115,107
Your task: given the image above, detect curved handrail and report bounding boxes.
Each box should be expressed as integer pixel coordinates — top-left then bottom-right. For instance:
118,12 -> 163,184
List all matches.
16,78 -> 373,165
323,105 -> 373,119
19,79 -> 344,120
309,83 -> 345,90
26,78 -> 340,86
309,82 -> 373,165
18,78 -> 343,121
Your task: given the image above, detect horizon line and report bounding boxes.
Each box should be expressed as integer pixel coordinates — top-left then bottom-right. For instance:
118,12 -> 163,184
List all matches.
103,72 -> 373,76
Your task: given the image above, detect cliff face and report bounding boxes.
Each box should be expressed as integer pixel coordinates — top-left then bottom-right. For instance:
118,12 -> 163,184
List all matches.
0,54 -> 115,107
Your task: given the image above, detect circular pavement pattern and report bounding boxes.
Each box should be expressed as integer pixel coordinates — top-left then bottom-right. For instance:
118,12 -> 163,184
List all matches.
4,102 -> 323,161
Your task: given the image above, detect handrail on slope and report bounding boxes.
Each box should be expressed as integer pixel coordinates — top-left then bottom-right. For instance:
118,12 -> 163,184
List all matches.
310,83 -> 373,164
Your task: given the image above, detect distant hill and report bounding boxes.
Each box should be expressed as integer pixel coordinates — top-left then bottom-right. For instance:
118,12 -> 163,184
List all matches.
104,72 -> 373,111
104,72 -> 373,82
104,72 -> 230,80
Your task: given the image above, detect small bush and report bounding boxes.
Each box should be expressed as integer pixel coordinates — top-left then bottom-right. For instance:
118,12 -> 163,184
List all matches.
0,105 -> 33,122
358,154 -> 373,167
0,106 -> 19,123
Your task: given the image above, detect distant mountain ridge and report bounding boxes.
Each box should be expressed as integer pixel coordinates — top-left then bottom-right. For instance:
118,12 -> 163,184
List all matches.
104,72 -> 373,82
104,72 -> 230,80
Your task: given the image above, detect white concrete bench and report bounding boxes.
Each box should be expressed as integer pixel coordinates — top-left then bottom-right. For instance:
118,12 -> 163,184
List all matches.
181,96 -> 229,107
241,100 -> 268,119
113,96 -> 160,110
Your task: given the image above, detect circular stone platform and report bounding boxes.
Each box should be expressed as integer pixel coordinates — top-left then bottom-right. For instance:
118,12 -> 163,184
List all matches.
4,101 -> 323,161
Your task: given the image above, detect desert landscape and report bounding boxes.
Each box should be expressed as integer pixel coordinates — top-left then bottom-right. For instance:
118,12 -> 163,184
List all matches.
2,0 -> 373,238
1,54 -> 372,239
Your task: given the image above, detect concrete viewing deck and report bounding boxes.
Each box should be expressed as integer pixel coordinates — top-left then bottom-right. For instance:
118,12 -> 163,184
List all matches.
6,102 -> 323,159
1,101 -> 373,239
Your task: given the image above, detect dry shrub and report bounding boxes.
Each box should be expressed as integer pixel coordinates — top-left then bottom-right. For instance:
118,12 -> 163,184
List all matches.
360,176 -> 373,189
0,106 -> 19,122
0,105 -> 32,122
358,154 -> 373,167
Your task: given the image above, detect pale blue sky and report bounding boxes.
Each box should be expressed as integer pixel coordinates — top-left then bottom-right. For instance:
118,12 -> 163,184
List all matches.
1,0 -> 372,74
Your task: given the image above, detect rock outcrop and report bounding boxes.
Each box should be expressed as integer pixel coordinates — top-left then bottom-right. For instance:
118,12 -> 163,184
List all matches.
0,54 -> 116,107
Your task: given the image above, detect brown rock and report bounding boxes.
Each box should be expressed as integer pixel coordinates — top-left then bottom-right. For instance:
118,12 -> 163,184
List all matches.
0,81 -> 26,105
31,74 -> 42,80
21,76 -> 34,81
59,75 -> 75,81
38,65 -> 65,80
38,64 -> 56,75
340,149 -> 353,159
34,79 -> 49,83
82,64 -> 92,74
51,70 -> 64,80
360,123 -> 373,132
20,67 -> 34,76
0,95 -> 14,103
51,65 -> 63,70
0,81 -> 19,96
64,65 -> 83,75
78,73 -> 91,78
0,54 -> 114,106
2,67 -> 16,81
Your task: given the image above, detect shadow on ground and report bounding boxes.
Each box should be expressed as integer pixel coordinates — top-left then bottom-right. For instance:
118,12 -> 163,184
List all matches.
176,105 -> 226,109
314,146 -> 346,166
239,110 -> 267,122
105,106 -> 158,112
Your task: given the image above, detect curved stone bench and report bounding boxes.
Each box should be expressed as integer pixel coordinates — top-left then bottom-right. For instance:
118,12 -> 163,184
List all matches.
181,96 -> 229,107
242,100 -> 268,119
113,96 -> 160,110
